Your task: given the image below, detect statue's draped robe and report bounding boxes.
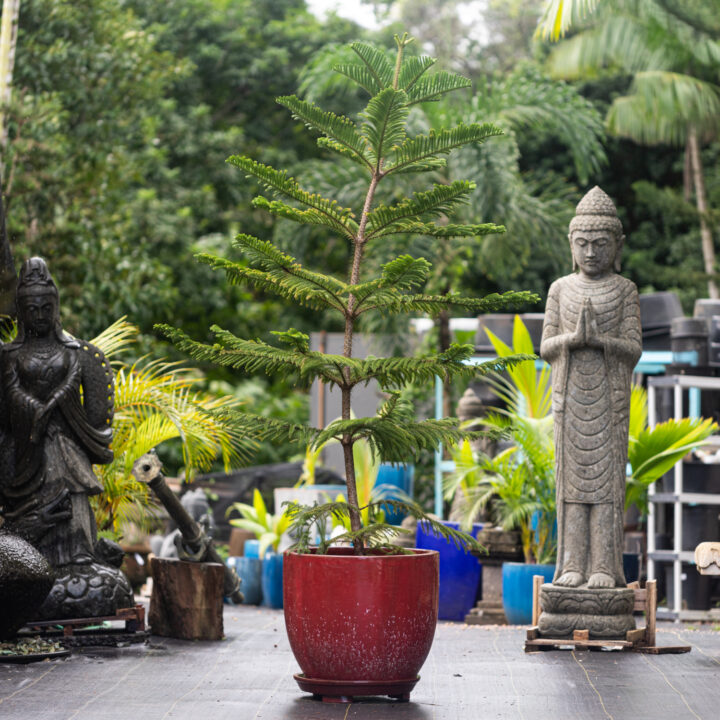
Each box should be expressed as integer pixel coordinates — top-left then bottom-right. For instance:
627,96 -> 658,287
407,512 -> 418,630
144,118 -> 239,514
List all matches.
541,273 -> 641,586
0,339 -> 113,566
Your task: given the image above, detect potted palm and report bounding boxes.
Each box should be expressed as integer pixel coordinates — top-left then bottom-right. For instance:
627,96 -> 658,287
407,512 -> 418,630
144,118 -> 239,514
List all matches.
227,489 -> 292,608
159,34 -> 534,702
448,316 -> 717,624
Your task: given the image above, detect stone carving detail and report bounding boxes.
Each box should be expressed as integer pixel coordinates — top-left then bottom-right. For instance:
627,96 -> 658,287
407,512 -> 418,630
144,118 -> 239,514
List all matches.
538,187 -> 641,638
0,257 -> 132,619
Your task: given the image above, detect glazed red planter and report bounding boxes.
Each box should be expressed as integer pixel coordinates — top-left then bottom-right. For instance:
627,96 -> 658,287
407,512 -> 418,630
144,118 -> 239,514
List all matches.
283,547 -> 439,702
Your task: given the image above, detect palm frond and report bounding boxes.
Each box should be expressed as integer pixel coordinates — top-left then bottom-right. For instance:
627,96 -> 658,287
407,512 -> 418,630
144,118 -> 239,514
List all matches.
536,0 -> 602,41
608,71 -> 720,146
90,317 -> 137,359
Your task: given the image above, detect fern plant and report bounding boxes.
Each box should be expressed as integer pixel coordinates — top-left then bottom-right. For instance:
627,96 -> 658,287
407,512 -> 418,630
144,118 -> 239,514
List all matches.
158,34 -> 536,554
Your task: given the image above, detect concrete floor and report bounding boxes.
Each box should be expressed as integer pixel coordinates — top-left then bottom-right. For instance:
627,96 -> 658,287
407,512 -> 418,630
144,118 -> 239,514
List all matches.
1,605 -> 720,720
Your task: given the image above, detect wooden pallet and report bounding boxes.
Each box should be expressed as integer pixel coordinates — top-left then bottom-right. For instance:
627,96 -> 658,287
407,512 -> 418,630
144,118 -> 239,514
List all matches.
23,604 -> 146,639
524,578 -> 691,654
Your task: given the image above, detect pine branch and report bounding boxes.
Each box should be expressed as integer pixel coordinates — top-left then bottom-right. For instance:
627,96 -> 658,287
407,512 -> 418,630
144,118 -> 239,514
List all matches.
276,95 -> 373,170
333,62 -> 382,96
156,325 -> 355,387
359,289 -> 539,317
361,88 -> 409,165
366,181 -> 476,238
210,411 -> 319,447
349,255 -> 430,312
371,220 -> 505,240
252,196 -> 358,239
195,235 -> 346,313
285,499 -> 483,554
349,42 -> 395,91
397,55 -> 435,93
384,123 -> 503,175
406,71 -> 472,105
227,156 -> 356,236
348,348 -> 535,388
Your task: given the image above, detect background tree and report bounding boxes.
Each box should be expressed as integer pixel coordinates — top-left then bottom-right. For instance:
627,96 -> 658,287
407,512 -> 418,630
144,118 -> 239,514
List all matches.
544,0 -> 720,299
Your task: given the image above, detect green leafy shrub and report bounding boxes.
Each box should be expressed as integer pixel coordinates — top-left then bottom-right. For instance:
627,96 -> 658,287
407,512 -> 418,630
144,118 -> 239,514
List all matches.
159,33 -> 537,554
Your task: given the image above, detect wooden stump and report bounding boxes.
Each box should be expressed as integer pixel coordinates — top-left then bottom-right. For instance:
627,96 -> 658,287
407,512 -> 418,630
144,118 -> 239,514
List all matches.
149,558 -> 224,641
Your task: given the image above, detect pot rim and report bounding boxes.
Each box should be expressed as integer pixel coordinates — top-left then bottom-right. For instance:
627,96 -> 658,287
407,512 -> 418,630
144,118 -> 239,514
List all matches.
284,547 -> 438,560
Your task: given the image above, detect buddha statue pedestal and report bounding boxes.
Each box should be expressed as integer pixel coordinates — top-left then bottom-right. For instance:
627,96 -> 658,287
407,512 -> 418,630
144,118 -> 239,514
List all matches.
538,584 -> 635,639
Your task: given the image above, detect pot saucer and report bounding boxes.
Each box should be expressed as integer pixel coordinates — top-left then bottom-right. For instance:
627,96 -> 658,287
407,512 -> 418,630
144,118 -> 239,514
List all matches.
293,673 -> 419,703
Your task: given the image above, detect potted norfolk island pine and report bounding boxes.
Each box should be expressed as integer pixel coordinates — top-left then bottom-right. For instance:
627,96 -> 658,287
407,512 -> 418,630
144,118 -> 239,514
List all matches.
159,34 -> 534,703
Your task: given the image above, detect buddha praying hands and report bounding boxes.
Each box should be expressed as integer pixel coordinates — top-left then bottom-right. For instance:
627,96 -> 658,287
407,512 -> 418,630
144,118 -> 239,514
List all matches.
540,187 -> 641,591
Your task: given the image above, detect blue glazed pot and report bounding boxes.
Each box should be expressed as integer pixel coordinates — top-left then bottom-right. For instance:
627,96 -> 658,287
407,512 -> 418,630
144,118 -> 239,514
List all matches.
227,556 -> 262,605
261,551 -> 284,609
502,562 -> 555,625
244,539 -> 261,559
374,463 -> 415,525
415,520 -> 482,621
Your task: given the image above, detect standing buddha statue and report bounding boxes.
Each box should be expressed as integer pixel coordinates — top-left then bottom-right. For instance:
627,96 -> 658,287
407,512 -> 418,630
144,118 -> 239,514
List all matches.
538,187 -> 641,638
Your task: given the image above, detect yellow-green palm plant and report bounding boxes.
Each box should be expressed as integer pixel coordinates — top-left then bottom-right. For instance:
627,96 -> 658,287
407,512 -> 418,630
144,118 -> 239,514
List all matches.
626,386 -> 717,516
227,489 -> 293,558
89,318 -> 251,535
447,317 -> 717,559
444,415 -> 557,564
484,314 -> 551,419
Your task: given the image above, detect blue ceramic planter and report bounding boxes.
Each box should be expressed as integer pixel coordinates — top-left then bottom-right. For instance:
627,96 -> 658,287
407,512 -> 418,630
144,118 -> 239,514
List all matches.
501,562 -> 555,625
261,551 -> 284,609
227,556 -> 262,605
415,520 -> 482,621
244,539 -> 260,558
374,463 -> 415,524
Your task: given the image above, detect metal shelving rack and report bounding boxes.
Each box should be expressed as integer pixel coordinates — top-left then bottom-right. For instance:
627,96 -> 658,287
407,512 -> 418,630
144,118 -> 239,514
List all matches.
647,374 -> 720,620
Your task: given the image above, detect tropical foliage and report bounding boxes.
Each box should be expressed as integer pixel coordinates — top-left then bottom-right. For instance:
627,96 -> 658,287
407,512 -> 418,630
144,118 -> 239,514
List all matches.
160,33 -> 537,554
626,386 -> 717,515
89,318 -> 249,535
546,0 -> 720,298
445,316 -> 717,561
227,489 -> 293,558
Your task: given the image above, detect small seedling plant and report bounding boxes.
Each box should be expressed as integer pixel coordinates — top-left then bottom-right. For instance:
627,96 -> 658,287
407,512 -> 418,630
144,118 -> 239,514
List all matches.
160,34 -> 535,555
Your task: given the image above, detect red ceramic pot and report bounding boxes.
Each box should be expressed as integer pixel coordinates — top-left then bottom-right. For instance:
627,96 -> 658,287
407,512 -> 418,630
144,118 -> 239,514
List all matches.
283,547 -> 439,702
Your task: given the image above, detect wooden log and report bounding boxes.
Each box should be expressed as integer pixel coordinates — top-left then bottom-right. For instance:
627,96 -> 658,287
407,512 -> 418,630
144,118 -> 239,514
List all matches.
645,579 -> 657,648
532,575 -> 544,626
149,558 -> 224,641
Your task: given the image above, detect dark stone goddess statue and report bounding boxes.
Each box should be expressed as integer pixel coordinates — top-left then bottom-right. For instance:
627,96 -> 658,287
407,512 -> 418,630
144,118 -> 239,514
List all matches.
538,187 -> 641,638
0,258 -> 132,619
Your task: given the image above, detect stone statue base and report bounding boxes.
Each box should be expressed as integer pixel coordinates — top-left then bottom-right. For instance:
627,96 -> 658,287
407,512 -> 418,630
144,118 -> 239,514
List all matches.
36,562 -> 133,620
538,584 -> 635,639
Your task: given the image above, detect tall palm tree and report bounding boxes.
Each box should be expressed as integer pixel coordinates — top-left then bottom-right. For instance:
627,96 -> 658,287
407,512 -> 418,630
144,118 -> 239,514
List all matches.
542,0 -> 720,298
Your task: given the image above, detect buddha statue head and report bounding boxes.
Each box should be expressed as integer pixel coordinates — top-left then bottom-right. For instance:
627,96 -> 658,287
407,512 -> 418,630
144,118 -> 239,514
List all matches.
14,257 -> 64,342
568,186 -> 625,277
